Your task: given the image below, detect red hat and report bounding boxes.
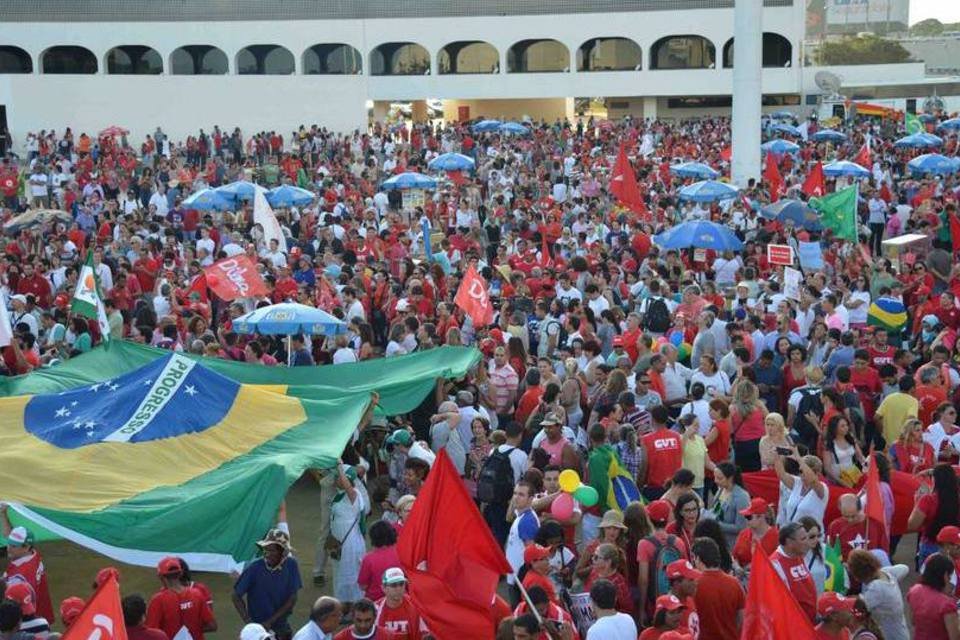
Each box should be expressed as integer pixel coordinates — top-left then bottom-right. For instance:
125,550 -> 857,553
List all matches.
739,497 -> 769,517
523,543 -> 551,565
95,566 -> 121,588
157,556 -> 184,576
666,560 -> 702,582
937,525 -> 960,545
5,581 -> 37,616
646,500 -> 672,524
818,592 -> 856,617
480,338 -> 497,358
659,633 -> 694,640
654,594 -> 686,613
60,597 -> 86,627
612,335 -> 624,347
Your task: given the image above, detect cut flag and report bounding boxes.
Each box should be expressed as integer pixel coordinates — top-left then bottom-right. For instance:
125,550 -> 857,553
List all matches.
397,450 -> 512,640
203,255 -> 268,301
253,187 -> 287,253
610,143 -> 648,218
802,161 -> 826,198
824,539 -> 847,593
811,184 -> 859,242
455,265 -> 494,328
63,576 -> 127,640
741,549 -> 816,639
71,249 -> 111,340
764,152 -> 783,202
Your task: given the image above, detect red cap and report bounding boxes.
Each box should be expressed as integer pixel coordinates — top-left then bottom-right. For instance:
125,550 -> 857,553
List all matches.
666,560 -> 703,581
480,338 -> 497,357
654,594 -> 686,613
646,500 -> 672,524
95,566 -> 121,588
5,581 -> 37,616
818,592 -> 856,617
523,543 -> 551,565
659,633 -> 694,640
740,497 -> 769,517
60,597 -> 86,627
612,336 -> 624,347
938,525 -> 960,545
157,556 -> 184,576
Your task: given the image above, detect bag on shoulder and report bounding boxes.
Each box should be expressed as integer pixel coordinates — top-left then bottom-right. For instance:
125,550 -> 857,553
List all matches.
476,446 -> 516,504
643,298 -> 671,333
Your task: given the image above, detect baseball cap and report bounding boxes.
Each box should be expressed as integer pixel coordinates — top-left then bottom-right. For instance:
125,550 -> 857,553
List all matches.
5,526 -> 34,547
157,556 -> 184,576
240,623 -> 275,640
95,566 -> 121,588
817,592 -> 856,617
386,429 -> 413,447
382,567 -> 407,585
60,597 -> 86,627
666,560 -> 703,582
5,581 -> 37,616
937,525 -> 960,545
523,544 -> 551,565
654,594 -> 686,613
9,294 -> 26,305
739,497 -> 769,517
612,335 -> 624,347
646,500 -> 671,524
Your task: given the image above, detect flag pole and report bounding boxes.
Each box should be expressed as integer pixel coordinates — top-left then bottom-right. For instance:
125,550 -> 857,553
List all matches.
514,576 -> 561,640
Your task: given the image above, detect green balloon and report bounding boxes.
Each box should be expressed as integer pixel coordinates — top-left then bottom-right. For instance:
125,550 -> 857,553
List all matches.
573,484 -> 599,507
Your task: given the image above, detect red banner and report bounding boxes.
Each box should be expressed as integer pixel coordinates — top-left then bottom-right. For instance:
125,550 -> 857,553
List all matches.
454,266 -> 494,328
202,255 -> 268,301
63,577 -> 127,640
766,244 -> 794,266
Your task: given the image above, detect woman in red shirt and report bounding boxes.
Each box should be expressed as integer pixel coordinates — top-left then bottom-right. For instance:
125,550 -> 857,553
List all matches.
908,463 -> 960,565
732,498 -> 779,570
890,419 -> 935,475
583,542 -> 633,616
666,494 -> 701,554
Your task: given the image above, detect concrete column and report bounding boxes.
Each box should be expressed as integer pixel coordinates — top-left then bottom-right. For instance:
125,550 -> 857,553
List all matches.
643,96 -> 658,121
411,100 -> 428,122
732,0 -> 763,186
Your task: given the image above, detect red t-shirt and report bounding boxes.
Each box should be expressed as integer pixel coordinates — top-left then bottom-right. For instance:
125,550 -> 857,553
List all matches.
522,571 -> 558,604
357,546 -> 401,602
814,624 -> 850,640
915,384 -> 948,426
907,583 -> 957,640
2,550 -> 54,624
868,344 -> 896,369
678,595 -> 700,638
375,596 -> 423,640
145,587 -> 215,640
334,628 -> 393,640
891,441 -> 936,475
706,419 -> 731,467
770,549 -> 817,623
826,516 -> 889,560
732,526 -> 779,568
692,569 -> 745,640
643,428 -> 683,488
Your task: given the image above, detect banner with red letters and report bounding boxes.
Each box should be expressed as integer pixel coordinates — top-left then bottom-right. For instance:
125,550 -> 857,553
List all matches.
203,255 -> 268,301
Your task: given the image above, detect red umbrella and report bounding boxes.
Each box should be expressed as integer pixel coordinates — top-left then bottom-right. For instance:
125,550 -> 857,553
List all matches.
98,125 -> 129,137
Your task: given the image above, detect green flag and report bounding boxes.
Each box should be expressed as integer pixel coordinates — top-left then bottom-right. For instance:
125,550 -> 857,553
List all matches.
906,112 -> 923,135
823,538 -> 847,593
71,249 -> 111,340
811,185 -> 859,242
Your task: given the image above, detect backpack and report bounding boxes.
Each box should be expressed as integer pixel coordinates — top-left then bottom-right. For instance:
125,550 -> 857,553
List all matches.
643,298 -> 671,333
792,386 -> 823,451
546,319 -> 568,352
645,534 -> 684,604
476,447 -> 516,504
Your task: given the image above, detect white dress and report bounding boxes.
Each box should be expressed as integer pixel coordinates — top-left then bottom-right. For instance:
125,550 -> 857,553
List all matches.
331,489 -> 366,602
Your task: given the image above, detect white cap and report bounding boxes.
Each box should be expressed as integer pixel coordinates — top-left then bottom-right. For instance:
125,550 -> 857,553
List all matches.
396,299 -> 410,312
382,567 -> 407,585
239,624 -> 274,640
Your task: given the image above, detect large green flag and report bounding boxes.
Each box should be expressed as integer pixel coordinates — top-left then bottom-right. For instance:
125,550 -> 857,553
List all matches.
906,112 -> 924,135
811,185 -> 859,242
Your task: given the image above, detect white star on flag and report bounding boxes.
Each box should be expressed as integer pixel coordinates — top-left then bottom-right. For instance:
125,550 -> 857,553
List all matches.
184,385 -> 198,397
55,406 -> 70,418
83,420 -> 96,430
70,401 -> 78,407
143,379 -> 153,386
107,383 -> 119,392
90,383 -> 102,393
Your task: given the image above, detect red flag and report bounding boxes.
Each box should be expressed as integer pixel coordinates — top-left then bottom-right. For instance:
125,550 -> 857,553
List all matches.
454,265 -> 494,328
853,142 -> 871,167
720,146 -> 732,162
316,276 -> 339,312
741,549 -> 815,639
950,214 -> 960,257
63,576 -> 127,640
610,143 -> 648,218
802,161 -> 826,198
397,450 -> 513,640
764,152 -> 783,202
184,273 -> 209,303
879,182 -> 893,203
202,255 -> 268,301
864,453 -> 885,527
540,230 -> 552,268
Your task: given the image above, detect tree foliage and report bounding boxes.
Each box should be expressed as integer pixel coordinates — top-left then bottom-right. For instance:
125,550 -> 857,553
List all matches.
814,35 -> 911,66
909,18 -> 944,36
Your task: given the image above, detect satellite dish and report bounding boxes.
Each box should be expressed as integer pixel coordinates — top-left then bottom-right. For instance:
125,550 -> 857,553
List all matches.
815,71 -> 842,98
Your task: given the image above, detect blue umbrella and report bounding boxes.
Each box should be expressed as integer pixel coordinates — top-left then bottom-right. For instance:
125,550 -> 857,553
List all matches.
215,180 -> 262,201
381,172 -> 438,191
428,153 -> 476,172
771,110 -> 795,120
677,180 -> 741,203
499,122 -> 530,135
907,153 -> 960,176
233,302 -> 347,337
822,160 -> 871,178
266,185 -> 315,208
810,129 -> 847,143
760,199 -> 822,230
771,123 -> 802,137
669,162 -> 720,180
182,188 -> 233,211
894,132 -> 943,148
938,118 -> 960,131
472,119 -> 502,133
761,139 -> 800,154
653,220 -> 744,252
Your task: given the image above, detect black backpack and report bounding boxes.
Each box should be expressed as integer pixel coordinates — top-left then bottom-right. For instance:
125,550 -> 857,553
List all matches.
476,447 -> 516,504
643,297 -> 671,333
792,386 -> 823,451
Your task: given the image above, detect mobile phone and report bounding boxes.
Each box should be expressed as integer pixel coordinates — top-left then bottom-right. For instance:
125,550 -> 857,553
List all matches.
776,447 -> 793,456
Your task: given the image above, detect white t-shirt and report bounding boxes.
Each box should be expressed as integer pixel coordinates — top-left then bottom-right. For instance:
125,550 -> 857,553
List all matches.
586,613 -> 637,640
332,347 -> 358,364
777,476 -> 828,528
846,290 -> 871,325
29,173 -> 48,197
712,256 -> 742,286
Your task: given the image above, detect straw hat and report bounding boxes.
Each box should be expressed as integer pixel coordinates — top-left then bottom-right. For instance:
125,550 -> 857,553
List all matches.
598,510 -> 627,530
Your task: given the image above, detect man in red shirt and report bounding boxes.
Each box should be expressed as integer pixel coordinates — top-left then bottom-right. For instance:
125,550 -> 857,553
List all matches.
123,594 -> 171,640
334,599 -> 392,640
826,494 -> 889,561
146,557 -> 217,640
641,406 -> 682,500
16,263 -> 52,309
375,568 -> 425,640
770,523 -> 817,623
514,370 -> 543,426
849,350 -> 881,421
915,366 -> 948,426
1,506 -> 54,624
691,537 -> 744,640
936,526 -> 960,597
867,327 -> 896,369
666,560 -> 701,638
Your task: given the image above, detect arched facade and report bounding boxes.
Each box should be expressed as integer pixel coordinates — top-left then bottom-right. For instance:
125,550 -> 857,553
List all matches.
370,42 -> 430,76
170,45 -> 229,75
577,37 -> 642,71
507,39 -> 569,73
0,46 -> 32,73
41,46 -> 98,74
236,45 -> 295,75
722,32 -> 793,68
303,43 -> 362,75
105,45 -> 163,74
438,41 -> 498,74
649,35 -> 715,70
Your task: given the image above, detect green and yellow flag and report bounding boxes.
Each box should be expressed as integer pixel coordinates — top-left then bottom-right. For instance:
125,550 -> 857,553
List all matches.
906,112 -> 924,135
824,538 -> 847,593
811,185 -> 859,243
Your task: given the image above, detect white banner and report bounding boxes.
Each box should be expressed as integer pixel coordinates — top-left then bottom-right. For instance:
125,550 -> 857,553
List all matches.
784,266 -> 802,301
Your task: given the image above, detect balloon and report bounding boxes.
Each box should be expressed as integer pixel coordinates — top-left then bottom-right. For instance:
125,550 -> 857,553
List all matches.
206,274 -> 219,287
679,342 -> 692,361
573,484 -> 599,507
670,331 -> 683,346
656,336 -> 669,346
558,469 -> 581,493
550,492 -> 575,520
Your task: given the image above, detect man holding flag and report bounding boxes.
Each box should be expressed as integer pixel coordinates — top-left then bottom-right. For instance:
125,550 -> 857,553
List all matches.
71,249 -> 111,342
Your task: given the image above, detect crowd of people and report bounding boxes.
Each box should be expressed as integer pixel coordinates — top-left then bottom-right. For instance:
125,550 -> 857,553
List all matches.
2,108 -> 960,640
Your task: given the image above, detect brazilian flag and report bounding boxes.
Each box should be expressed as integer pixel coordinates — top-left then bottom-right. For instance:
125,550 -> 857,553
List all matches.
824,539 -> 847,593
